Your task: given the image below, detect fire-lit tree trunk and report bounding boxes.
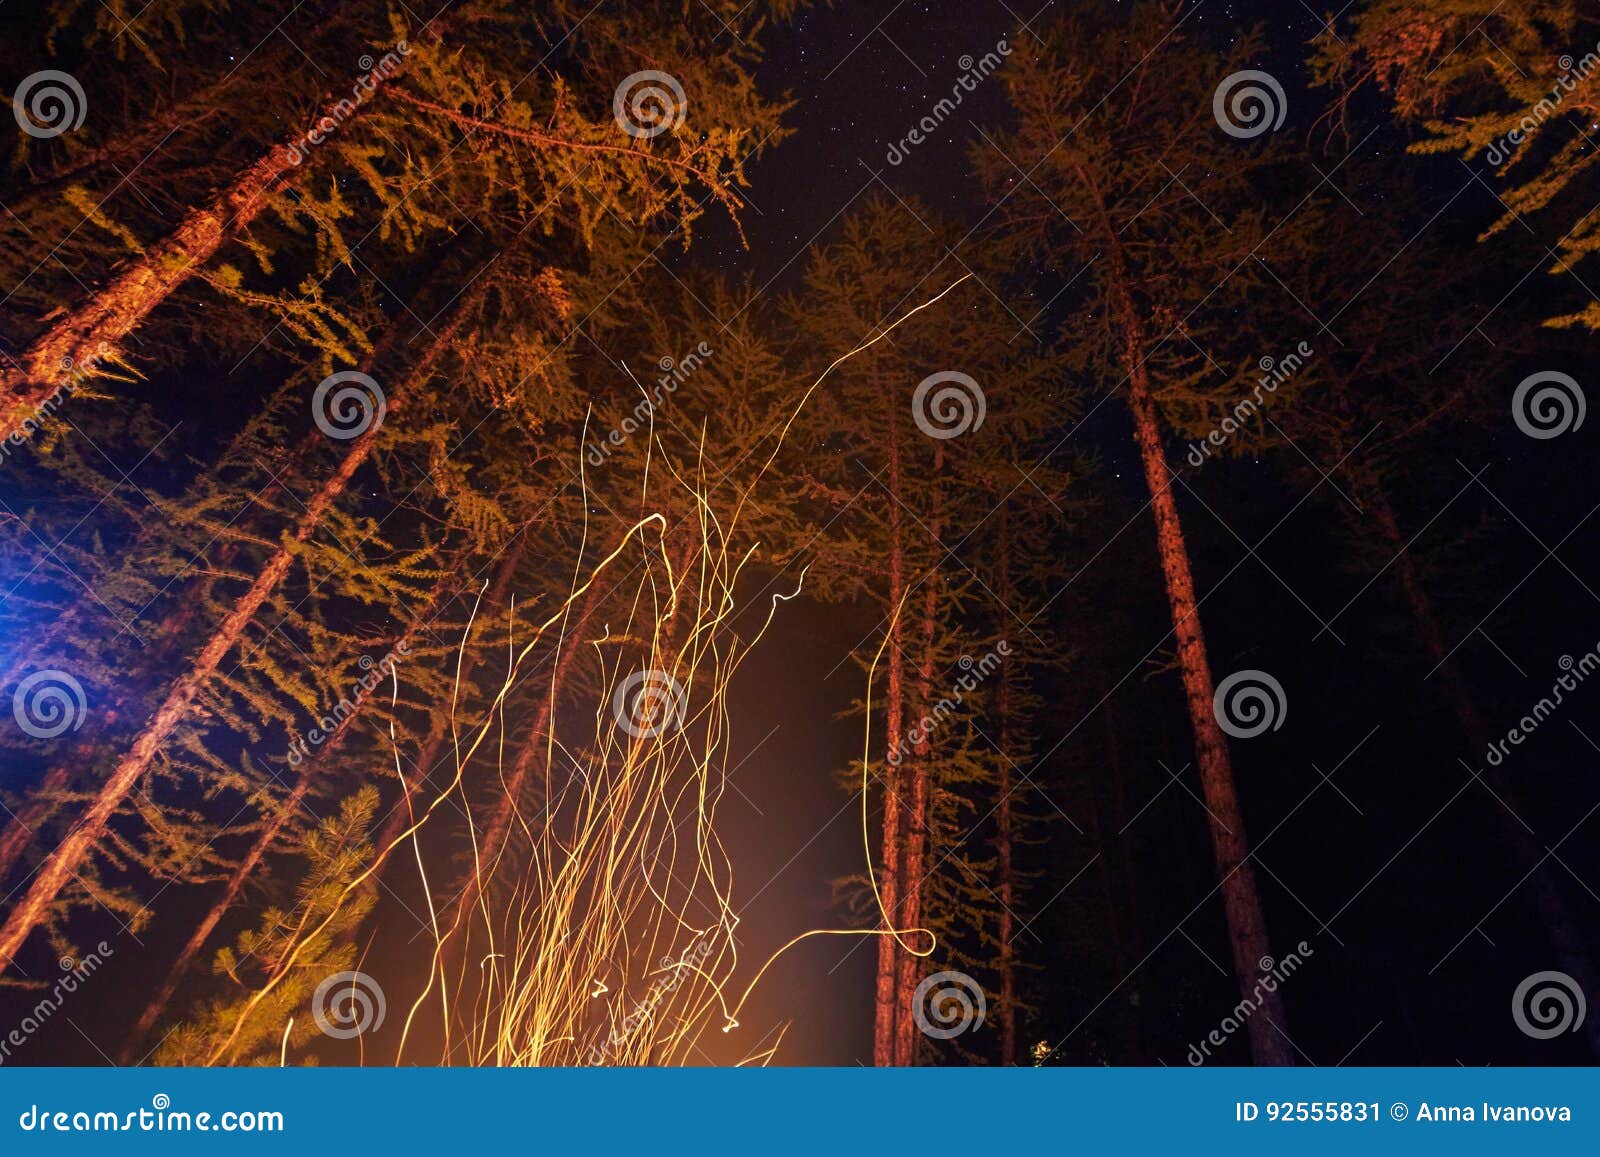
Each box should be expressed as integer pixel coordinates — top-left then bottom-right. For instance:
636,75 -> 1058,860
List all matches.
122,554 -> 471,1053
0,302 -> 470,974
1357,474 -> 1600,1059
893,442 -> 943,1067
123,773 -> 310,1056
873,378 -> 908,1067
1091,214 -> 1290,1064
1122,349 -> 1291,1065
444,578 -> 603,926
370,540 -> 531,867
0,52 -> 421,442
994,506 -> 1018,1065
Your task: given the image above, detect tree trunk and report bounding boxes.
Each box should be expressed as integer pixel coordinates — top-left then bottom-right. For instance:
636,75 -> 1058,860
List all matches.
370,540 -> 530,868
995,508 -> 1018,1066
0,44 -> 421,441
1359,475 -> 1600,1059
443,578 -> 603,927
873,378 -> 907,1066
122,774 -> 310,1056
0,302 -> 468,974
1123,353 -> 1292,1065
893,441 -> 943,1067
121,550 -> 472,1052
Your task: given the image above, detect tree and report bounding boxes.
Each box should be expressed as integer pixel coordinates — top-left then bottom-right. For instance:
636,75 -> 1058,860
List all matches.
1312,1 -> 1600,330
978,4 -> 1310,1063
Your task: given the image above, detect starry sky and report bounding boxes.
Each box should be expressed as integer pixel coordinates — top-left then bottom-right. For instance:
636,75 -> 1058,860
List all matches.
693,0 -> 1322,283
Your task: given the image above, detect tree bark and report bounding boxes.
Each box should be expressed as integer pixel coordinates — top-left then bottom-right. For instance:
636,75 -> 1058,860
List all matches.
120,548 -> 473,1052
370,540 -> 530,868
893,442 -> 943,1067
873,376 -> 907,1066
122,774 -> 310,1056
0,302 -> 468,974
1123,352 -> 1292,1065
443,578 -> 603,927
995,508 -> 1018,1065
0,44 -> 421,441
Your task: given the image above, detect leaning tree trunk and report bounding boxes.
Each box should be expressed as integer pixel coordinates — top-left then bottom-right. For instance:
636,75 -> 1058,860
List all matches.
370,540 -> 530,873
122,554 -> 470,1054
1358,475 -> 1600,1058
444,578 -> 604,928
122,773 -> 311,1056
0,38 -> 425,441
0,301 -> 469,974
1123,348 -> 1292,1066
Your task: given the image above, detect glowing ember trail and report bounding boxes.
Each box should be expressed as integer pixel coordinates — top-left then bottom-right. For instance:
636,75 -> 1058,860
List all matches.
199,281 -> 965,1067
